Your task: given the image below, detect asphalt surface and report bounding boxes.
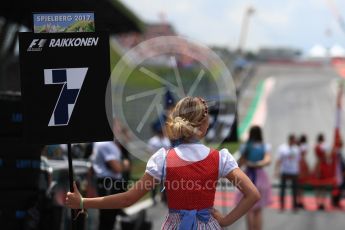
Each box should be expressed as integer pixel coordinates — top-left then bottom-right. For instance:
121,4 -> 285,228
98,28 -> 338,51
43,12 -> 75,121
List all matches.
144,63 -> 345,230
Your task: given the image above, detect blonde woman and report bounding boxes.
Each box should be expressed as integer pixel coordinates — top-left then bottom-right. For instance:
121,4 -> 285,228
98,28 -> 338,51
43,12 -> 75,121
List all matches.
66,96 -> 260,229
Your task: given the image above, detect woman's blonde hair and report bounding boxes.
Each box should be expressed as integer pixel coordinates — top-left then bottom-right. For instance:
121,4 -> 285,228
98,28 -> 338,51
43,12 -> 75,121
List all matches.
166,96 -> 208,140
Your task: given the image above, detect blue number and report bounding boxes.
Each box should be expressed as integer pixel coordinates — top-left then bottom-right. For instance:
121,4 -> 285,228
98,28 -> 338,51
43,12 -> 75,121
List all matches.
44,68 -> 88,126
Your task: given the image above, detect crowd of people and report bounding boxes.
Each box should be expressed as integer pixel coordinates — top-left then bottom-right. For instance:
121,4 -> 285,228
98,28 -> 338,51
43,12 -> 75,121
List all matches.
238,125 -> 345,230
275,132 -> 345,210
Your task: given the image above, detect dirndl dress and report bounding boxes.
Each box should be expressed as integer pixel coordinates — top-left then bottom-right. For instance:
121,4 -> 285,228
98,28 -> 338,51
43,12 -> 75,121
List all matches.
236,167 -> 272,210
237,142 -> 272,209
161,211 -> 222,230
161,148 -> 223,229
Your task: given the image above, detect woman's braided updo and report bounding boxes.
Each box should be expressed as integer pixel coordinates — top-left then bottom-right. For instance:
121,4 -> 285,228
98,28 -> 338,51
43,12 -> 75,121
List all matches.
166,96 -> 208,140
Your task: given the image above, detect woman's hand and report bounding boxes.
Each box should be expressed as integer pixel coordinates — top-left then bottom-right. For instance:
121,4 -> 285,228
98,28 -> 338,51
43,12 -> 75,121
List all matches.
246,161 -> 258,168
218,168 -> 260,227
65,181 -> 82,209
211,208 -> 225,227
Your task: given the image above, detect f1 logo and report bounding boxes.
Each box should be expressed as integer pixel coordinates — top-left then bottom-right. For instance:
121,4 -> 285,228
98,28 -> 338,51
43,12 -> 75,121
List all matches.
27,39 -> 47,51
44,68 -> 88,126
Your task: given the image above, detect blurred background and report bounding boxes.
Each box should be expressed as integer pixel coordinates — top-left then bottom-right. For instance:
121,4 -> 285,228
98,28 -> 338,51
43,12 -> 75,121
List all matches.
1,0 -> 345,229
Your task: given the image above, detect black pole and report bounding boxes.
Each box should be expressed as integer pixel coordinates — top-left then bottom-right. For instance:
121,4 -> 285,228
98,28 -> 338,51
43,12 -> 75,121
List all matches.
67,143 -> 76,229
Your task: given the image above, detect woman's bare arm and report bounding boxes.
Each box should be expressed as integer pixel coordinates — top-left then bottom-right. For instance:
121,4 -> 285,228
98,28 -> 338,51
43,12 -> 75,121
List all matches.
212,168 -> 260,227
66,173 -> 157,209
259,152 -> 271,167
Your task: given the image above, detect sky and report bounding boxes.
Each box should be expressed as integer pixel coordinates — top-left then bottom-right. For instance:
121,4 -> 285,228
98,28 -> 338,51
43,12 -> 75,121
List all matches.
120,0 -> 345,53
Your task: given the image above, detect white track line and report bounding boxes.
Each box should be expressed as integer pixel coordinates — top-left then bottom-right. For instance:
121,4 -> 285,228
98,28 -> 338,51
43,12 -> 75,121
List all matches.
241,77 -> 276,141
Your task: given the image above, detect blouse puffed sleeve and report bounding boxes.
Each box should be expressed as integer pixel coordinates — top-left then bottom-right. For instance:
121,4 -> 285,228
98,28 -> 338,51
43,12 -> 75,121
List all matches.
145,148 -> 167,181
219,148 -> 239,178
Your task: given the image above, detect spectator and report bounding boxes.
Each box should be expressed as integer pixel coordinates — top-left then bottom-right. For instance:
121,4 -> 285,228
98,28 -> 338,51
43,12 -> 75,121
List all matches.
275,134 -> 300,211
148,123 -> 171,153
238,125 -> 272,230
314,133 -> 331,210
297,134 -> 309,209
90,141 -> 130,230
331,139 -> 344,207
148,122 -> 171,205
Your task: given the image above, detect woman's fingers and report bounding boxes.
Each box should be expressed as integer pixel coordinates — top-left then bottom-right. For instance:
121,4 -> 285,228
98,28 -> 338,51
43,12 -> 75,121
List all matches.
211,208 -> 222,219
65,182 -> 81,209
211,208 -> 225,226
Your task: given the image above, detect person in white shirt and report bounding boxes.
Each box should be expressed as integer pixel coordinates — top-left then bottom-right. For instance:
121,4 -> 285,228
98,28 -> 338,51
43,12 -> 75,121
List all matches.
147,122 -> 171,204
90,141 -> 130,230
275,134 -> 301,211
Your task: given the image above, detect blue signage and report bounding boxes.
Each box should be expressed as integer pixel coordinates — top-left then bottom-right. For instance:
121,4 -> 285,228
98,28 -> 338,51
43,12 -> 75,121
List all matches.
33,12 -> 95,33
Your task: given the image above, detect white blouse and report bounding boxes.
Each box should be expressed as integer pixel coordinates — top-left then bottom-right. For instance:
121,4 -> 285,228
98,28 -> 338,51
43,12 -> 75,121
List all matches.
145,143 -> 239,181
